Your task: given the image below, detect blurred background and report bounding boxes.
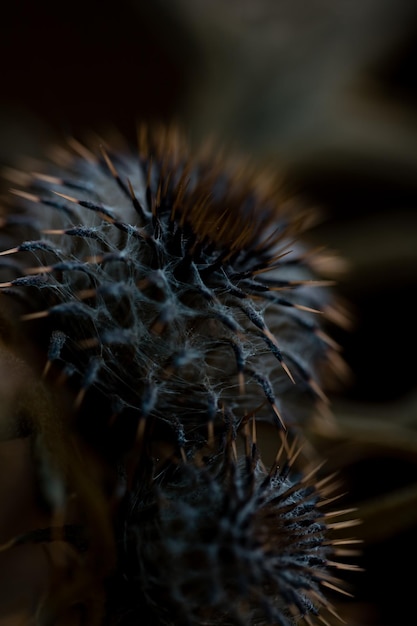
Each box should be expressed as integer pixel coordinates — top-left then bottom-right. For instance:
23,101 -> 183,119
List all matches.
1,1 -> 417,624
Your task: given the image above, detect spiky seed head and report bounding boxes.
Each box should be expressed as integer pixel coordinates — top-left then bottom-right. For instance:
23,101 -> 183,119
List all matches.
0,125 -> 348,455
108,433 -> 357,626
0,126 -> 358,625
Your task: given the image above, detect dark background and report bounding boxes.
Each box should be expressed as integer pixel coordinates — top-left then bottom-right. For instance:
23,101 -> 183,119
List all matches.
1,1 -> 417,624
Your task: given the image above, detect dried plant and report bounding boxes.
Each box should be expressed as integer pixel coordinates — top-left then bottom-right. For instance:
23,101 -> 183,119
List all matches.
0,124 -> 358,625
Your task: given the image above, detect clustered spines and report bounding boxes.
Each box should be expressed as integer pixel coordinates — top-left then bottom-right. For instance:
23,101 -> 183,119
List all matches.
0,127 -> 344,454
0,125 -> 360,624
109,430 -> 356,626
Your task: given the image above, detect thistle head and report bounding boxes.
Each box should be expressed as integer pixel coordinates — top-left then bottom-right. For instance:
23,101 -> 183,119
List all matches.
0,124 -> 359,626
1,125 -> 348,457
108,430 -> 359,626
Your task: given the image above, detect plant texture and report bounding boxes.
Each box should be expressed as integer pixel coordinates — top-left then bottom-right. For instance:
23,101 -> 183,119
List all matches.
0,124 -> 357,625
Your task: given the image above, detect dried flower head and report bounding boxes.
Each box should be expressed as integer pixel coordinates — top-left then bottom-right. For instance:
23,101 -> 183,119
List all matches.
0,125 -> 347,458
107,430 -> 359,626
0,124 -> 358,626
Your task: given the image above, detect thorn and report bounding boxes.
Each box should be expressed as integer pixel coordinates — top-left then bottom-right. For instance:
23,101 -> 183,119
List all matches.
261,326 -> 296,383
316,492 -> 346,508
326,561 -> 365,572
293,303 -> 323,314
301,460 -> 327,485
127,177 -> 147,221
100,145 -> 118,178
317,614 -> 333,626
52,192 -> 116,221
323,304 -> 353,329
315,472 -> 339,492
320,581 -> 354,598
21,310 -> 50,321
0,247 -> 19,256
309,378 -> 329,403
10,189 -> 40,203
251,413 -> 257,446
251,250 -> 292,275
323,604 -> 346,624
67,137 -> 97,162
51,190 -> 78,203
76,288 -> 97,300
315,328 -> 341,350
288,279 -> 336,288
287,441 -> 305,469
1,166 -> 31,186
281,360 -> 296,384
271,402 -> 287,431
327,519 -> 362,531
32,172 -> 63,185
331,538 -> 364,546
279,429 -> 291,456
333,548 -> 363,557
324,507 -> 358,519
24,265 -> 53,275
